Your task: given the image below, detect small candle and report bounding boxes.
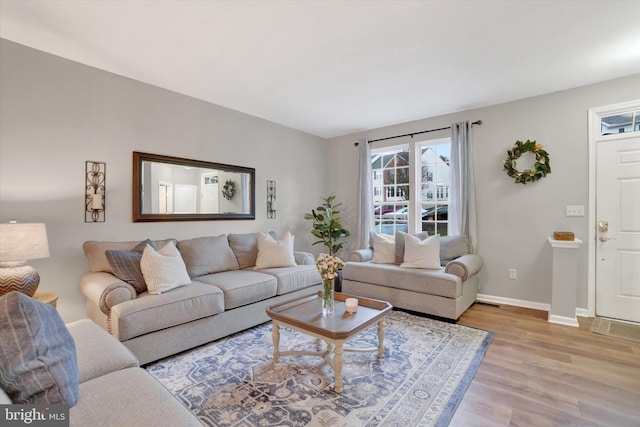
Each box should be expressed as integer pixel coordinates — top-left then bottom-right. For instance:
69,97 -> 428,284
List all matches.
345,297 -> 358,313
92,193 -> 103,210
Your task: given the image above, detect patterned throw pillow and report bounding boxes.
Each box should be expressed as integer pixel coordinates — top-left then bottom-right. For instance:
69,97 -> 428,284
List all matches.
0,292 -> 79,405
105,239 -> 155,294
140,241 -> 191,294
254,231 -> 296,270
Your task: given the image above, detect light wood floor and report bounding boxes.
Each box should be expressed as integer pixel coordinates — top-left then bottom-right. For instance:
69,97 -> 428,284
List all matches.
449,303 -> 640,427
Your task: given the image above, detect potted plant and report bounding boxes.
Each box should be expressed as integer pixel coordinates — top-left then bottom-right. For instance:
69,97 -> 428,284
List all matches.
305,194 -> 350,301
304,195 -> 350,257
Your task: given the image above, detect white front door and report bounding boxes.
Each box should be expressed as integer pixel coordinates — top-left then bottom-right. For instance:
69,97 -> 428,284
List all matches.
595,132 -> 640,323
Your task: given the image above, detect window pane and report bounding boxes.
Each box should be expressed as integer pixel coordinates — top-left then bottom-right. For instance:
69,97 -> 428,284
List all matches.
635,111 -> 640,131
420,139 -> 450,236
601,113 -> 634,135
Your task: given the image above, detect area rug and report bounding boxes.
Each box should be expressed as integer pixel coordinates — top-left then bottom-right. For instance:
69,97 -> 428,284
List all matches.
146,311 -> 493,426
591,317 -> 640,343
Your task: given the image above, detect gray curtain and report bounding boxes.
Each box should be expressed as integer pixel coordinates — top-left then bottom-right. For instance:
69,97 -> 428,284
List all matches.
356,138 -> 373,249
450,121 -> 478,252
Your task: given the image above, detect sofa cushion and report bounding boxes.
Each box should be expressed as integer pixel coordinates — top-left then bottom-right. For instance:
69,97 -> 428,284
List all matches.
141,242 -> 191,294
258,264 -> 322,295
177,235 -> 239,277
66,319 -> 138,383
255,231 -> 296,269
70,368 -> 202,427
110,282 -> 225,341
105,239 -> 155,294
371,232 -> 395,264
395,231 -> 429,264
228,232 -> 260,269
84,239 -> 176,273
343,262 -> 462,299
400,234 -> 441,269
195,270 -> 277,309
0,292 -> 79,405
440,235 -> 471,264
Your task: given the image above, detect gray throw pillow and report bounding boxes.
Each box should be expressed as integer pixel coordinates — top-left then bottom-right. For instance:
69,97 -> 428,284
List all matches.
105,239 -> 156,294
0,292 -> 79,406
177,235 -> 239,278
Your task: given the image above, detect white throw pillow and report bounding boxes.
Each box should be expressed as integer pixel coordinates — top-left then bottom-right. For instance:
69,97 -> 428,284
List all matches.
371,233 -> 396,264
140,241 -> 191,294
400,234 -> 441,269
254,231 -> 296,269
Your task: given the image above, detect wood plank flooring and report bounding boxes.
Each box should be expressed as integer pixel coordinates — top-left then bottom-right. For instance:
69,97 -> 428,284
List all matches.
449,303 -> 640,427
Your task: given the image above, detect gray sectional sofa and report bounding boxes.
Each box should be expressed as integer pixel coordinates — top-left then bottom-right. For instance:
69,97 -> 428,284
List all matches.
80,232 -> 322,365
0,292 -> 201,426
342,234 -> 482,320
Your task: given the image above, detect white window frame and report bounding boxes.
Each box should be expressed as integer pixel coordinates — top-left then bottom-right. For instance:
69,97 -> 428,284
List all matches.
371,136 -> 451,235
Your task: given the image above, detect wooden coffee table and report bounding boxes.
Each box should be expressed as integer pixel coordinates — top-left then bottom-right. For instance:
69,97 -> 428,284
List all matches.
266,292 -> 392,393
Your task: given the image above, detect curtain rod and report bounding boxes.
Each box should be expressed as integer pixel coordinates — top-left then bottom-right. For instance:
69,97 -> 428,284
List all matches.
354,120 -> 482,146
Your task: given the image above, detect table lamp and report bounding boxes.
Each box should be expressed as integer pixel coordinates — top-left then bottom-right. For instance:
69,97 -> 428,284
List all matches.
0,221 -> 50,297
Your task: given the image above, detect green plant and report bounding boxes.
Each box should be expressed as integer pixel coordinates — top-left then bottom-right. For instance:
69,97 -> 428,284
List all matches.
304,195 -> 350,257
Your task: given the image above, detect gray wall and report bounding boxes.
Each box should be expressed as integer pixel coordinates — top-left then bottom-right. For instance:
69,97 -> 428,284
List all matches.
327,73 -> 640,310
0,39 -> 328,322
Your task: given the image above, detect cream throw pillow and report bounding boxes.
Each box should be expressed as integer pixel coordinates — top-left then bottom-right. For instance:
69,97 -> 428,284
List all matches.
371,233 -> 396,264
254,231 -> 296,269
400,234 -> 441,269
140,241 -> 191,294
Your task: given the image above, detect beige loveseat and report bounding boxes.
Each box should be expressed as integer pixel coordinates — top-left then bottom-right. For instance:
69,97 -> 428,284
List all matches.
79,232 -> 322,364
0,292 -> 200,426
342,234 -> 481,320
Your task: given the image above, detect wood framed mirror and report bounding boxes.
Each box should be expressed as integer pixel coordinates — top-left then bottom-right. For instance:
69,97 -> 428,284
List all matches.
132,151 -> 255,222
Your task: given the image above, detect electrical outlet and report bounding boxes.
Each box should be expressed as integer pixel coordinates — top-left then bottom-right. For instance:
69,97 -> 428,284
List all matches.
565,205 -> 584,217
509,268 -> 517,279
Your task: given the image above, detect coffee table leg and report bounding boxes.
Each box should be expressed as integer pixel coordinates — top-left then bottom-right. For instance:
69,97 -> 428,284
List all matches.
377,320 -> 385,359
334,341 -> 344,393
272,321 -> 280,363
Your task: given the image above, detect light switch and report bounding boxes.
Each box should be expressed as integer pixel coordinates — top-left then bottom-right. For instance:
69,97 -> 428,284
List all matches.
565,206 -> 584,217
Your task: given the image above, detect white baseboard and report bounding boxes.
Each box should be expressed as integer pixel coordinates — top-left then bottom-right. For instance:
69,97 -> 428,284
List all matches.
575,307 -> 589,318
548,314 -> 580,328
476,294 -> 550,311
477,294 -> 588,324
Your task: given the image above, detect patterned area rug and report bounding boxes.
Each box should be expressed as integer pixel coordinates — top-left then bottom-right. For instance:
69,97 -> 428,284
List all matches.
146,311 -> 493,426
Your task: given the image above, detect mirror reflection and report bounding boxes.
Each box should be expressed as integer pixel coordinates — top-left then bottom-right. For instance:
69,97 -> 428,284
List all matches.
133,152 -> 255,222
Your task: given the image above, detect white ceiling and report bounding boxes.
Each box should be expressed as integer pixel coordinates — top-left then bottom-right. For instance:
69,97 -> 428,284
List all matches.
2,0 -> 640,138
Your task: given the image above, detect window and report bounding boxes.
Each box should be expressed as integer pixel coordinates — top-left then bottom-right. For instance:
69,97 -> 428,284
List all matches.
372,137 -> 450,236
600,111 -> 640,135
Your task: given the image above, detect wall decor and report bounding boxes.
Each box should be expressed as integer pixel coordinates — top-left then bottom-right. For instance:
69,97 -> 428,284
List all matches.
267,180 -> 276,219
222,180 -> 236,200
503,140 -> 551,184
85,160 -> 106,222
132,152 -> 255,222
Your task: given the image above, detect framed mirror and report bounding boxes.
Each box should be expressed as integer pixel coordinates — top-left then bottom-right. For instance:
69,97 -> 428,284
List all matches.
133,151 -> 255,222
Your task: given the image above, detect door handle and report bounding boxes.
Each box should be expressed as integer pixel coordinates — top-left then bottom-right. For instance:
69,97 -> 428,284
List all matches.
599,236 -> 616,242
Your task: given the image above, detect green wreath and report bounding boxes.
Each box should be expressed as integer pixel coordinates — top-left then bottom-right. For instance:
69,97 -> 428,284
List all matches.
222,180 -> 236,200
503,140 -> 551,184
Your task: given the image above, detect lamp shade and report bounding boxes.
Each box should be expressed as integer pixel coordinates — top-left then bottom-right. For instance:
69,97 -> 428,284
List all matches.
0,223 -> 50,262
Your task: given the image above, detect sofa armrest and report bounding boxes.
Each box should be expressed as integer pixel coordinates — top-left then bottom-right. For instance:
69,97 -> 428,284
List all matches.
79,272 -> 137,315
67,319 -> 139,383
294,251 -> 315,265
348,249 -> 373,262
444,254 -> 483,281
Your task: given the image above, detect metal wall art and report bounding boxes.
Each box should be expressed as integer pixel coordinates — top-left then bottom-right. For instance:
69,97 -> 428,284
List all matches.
85,160 -> 106,222
267,180 -> 276,219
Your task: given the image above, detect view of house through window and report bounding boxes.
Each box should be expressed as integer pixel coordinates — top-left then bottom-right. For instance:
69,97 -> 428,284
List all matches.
372,137 -> 450,236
